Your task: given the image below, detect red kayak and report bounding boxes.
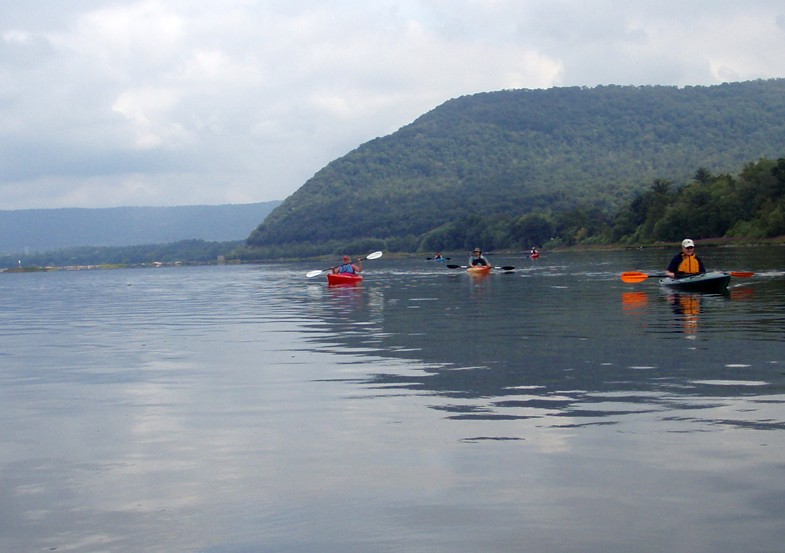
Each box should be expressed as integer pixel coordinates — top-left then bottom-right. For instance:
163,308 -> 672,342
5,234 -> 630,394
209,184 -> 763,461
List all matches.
327,272 -> 363,286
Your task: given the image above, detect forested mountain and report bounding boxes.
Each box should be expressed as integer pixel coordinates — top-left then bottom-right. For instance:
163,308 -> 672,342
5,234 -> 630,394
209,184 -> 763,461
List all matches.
246,80 -> 785,256
1,201 -> 281,253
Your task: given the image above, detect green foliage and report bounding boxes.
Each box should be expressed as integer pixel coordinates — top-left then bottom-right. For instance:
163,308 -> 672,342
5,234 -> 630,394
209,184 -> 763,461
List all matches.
619,157 -> 785,244
508,213 -> 556,248
247,79 -> 785,255
244,153 -> 785,258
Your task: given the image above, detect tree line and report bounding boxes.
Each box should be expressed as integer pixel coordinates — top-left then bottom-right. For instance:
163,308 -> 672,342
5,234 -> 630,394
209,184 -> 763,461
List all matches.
419,156 -> 785,252
237,155 -> 785,259
1,240 -> 241,270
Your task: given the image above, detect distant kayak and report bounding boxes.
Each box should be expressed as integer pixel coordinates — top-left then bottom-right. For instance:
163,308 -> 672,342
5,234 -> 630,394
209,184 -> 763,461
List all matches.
658,271 -> 730,293
327,272 -> 363,286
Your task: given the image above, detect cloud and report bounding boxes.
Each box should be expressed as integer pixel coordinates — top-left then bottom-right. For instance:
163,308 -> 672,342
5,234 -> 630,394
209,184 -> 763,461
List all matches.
1,1 -> 784,209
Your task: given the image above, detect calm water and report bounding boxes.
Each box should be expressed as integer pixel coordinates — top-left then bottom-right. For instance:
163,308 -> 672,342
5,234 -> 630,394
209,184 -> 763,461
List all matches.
1,248 -> 784,553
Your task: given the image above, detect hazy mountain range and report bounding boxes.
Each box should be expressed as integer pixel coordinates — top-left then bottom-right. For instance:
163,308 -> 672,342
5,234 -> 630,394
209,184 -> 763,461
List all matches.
0,201 -> 281,254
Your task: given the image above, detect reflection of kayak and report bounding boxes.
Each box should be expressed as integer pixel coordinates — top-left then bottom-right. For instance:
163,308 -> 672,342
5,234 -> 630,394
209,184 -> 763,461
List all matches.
327,272 -> 363,286
658,271 -> 730,293
467,265 -> 491,276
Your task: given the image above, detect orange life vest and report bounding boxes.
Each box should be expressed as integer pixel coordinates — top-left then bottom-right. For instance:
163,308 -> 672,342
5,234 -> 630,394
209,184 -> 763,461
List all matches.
676,254 -> 701,274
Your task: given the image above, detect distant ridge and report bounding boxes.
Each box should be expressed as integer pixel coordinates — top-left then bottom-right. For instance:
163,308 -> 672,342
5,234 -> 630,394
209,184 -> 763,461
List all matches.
0,201 -> 281,253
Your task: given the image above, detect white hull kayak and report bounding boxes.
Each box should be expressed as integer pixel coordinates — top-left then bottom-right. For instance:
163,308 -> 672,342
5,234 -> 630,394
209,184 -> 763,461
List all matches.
658,271 -> 731,293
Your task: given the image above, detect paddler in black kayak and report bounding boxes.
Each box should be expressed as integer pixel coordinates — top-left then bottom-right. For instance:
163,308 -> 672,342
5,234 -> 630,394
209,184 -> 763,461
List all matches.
469,248 -> 489,267
332,255 -> 362,275
666,239 -> 706,278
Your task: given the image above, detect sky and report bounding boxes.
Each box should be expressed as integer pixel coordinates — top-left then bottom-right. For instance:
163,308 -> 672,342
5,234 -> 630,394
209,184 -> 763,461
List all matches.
2,1 -> 785,210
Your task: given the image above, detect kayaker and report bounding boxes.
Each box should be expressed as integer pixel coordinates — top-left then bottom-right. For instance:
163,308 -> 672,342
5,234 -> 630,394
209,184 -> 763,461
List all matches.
469,248 -> 489,267
666,239 -> 706,278
433,252 -> 444,260
530,247 -> 539,258
332,255 -> 362,275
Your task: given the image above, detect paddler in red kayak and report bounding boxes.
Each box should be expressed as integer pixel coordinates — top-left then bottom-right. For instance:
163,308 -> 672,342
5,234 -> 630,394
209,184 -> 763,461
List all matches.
332,255 -> 362,275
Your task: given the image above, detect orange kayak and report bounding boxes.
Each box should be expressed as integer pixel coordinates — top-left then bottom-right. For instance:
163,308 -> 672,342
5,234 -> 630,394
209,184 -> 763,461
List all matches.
466,265 -> 491,276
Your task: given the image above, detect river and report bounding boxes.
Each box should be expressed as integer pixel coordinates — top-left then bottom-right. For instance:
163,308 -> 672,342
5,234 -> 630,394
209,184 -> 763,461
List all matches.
1,247 -> 784,552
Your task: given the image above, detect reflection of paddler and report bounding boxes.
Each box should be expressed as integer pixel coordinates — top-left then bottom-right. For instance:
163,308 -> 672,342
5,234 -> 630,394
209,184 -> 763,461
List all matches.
622,291 -> 648,311
668,293 -> 700,333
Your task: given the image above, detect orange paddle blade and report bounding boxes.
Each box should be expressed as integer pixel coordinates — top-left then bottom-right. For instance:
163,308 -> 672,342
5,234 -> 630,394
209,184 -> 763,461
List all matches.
729,271 -> 754,278
620,271 -> 650,283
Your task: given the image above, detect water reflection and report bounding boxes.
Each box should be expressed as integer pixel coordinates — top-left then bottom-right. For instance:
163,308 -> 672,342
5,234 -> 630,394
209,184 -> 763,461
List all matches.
300,252 -> 785,437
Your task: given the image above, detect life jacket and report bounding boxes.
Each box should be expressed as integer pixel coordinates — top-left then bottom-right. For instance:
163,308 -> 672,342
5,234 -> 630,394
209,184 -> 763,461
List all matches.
676,254 -> 701,274
338,263 -> 355,274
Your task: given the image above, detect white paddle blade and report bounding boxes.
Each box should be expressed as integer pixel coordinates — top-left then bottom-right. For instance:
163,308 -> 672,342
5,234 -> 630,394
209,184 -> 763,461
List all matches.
365,250 -> 383,260
306,270 -> 324,278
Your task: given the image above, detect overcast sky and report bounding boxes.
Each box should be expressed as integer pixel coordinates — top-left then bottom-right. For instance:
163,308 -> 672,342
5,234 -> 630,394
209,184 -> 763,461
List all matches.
2,1 -> 784,210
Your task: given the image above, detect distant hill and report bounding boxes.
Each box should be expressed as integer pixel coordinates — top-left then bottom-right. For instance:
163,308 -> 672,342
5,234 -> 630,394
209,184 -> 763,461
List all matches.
1,201 -> 281,253
247,79 -> 785,253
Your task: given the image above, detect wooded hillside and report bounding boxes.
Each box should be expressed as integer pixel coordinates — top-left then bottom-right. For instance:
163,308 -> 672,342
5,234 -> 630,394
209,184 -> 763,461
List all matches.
246,80 -> 785,256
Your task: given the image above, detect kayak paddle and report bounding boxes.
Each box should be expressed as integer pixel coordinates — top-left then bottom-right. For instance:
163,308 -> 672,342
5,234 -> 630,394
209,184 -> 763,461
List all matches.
447,264 -> 516,271
427,256 -> 450,260
306,250 -> 383,278
620,271 -> 666,283
621,270 -> 754,283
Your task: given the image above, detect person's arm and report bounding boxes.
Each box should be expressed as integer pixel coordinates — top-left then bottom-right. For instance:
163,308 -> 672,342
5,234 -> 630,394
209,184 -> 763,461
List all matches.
697,257 -> 706,274
354,259 -> 362,273
666,255 -> 680,278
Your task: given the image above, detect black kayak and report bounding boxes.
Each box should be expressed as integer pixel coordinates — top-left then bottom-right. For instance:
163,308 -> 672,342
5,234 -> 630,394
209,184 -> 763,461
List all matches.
658,271 -> 731,293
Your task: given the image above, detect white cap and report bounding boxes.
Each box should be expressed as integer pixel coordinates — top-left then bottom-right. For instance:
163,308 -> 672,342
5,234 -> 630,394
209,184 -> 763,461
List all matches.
682,239 -> 694,248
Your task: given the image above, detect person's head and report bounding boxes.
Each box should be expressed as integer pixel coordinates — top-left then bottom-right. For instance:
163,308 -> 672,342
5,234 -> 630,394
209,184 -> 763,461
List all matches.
472,248 -> 482,256
343,255 -> 351,262
681,239 -> 695,254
